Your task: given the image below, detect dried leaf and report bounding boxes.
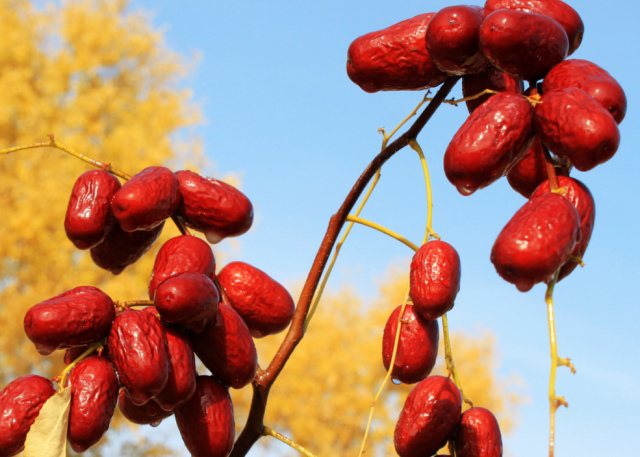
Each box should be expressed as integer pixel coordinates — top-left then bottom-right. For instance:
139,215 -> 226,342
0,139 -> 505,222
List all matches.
24,385 -> 71,457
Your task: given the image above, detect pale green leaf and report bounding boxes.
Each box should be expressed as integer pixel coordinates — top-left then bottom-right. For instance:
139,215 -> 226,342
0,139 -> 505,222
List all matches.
24,385 -> 71,457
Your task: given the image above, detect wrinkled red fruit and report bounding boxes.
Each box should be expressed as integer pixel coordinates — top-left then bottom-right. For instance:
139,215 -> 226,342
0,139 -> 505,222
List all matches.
217,261 -> 295,338
111,166 -> 180,232
24,286 -> 115,356
108,310 -> 169,405
425,5 -> 488,75
462,66 -> 523,113
176,170 -> 253,243
455,407 -> 503,457
534,87 -> 620,171
409,240 -> 461,320
67,356 -> 119,453
444,92 -> 534,195
148,234 -> 216,300
190,303 -> 258,389
64,170 -> 121,250
90,221 -> 164,275
479,10 -> 568,82
394,375 -> 462,457
346,13 -> 448,93
382,305 -> 439,384
175,376 -> 234,457
484,0 -> 584,54
118,389 -> 173,426
532,176 -> 595,281
491,191 -> 580,291
543,59 -> 627,124
0,375 -> 56,457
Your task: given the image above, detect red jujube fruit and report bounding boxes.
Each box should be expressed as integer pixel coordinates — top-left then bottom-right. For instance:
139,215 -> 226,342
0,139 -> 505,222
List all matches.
455,407 -> 503,457
461,66 -> 523,113
24,286 -> 115,355
382,305 -> 439,384
217,261 -> 295,338
118,389 -> 173,426
64,169 -> 121,249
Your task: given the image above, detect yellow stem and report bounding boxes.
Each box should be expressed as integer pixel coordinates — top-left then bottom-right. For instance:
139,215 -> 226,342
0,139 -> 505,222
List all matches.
409,140 -> 438,241
263,426 -> 317,457
442,313 -> 473,408
56,341 -> 104,392
114,299 -> 155,311
346,215 -> 419,252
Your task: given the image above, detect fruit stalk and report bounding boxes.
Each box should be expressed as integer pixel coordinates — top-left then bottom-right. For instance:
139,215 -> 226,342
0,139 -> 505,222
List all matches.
263,426 -> 317,457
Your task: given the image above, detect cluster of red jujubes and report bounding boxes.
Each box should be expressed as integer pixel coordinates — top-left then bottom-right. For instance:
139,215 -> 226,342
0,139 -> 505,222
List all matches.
0,167 -> 296,456
348,0 -> 625,455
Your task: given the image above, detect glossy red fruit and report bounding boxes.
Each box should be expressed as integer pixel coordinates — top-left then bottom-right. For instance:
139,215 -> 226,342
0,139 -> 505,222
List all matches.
382,305 -> 439,384
444,92 -> 534,195
118,389 -> 173,426
534,87 -> 620,171
175,376 -> 234,457
394,375 -> 462,457
67,356 -> 119,453
479,10 -> 568,82
190,303 -> 258,389
409,240 -> 461,320
111,166 -> 180,232
107,310 -> 169,405
462,66 -> 523,113
491,191 -> 580,291
425,5 -> 488,75
542,59 -> 627,124
90,221 -> 164,275
64,170 -> 121,250
148,235 -> 216,300
531,176 -> 595,281
346,13 -> 448,93
455,407 -> 503,457
217,261 -> 295,338
0,375 -> 56,457
176,170 -> 253,243
24,286 -> 115,356
484,0 -> 584,54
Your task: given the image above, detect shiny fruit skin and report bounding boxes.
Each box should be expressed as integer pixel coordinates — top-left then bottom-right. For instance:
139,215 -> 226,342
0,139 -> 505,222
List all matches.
346,13 -> 448,92
175,375 -> 234,457
111,166 -> 180,232
542,59 -> 627,123
455,407 -> 503,457
176,170 -> 253,244
534,87 -> 620,171
107,310 -> 169,405
382,305 -> 439,384
462,66 -> 523,113
0,375 -> 56,457
190,303 -> 258,389
425,5 -> 488,75
67,355 -> 119,453
444,92 -> 534,195
491,191 -> 580,291
479,10 -> 568,82
217,261 -> 295,338
64,170 -> 121,250
394,375 -> 462,457
24,286 -> 115,355
118,389 -> 173,426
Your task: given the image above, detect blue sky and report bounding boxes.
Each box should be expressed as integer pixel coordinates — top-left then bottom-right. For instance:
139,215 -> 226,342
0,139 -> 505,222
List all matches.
132,1 -> 639,455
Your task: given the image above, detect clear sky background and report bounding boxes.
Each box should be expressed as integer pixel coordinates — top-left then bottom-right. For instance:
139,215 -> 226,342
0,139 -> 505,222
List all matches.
131,1 -> 639,455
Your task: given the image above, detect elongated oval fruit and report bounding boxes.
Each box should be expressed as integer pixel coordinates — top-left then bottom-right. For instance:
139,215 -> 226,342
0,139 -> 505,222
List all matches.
346,13 -> 448,93
108,310 -> 169,405
0,375 -> 56,457
462,66 -> 523,113
217,261 -> 295,338
534,87 -> 620,171
118,389 -> 173,426
394,375 -> 462,457
176,170 -> 253,244
444,92 -> 534,195
64,170 -> 121,250
542,59 -> 627,124
24,286 -> 115,355
175,376 -> 234,457
409,240 -> 461,320
190,303 -> 257,389
455,407 -> 503,457
67,356 -> 119,453
382,305 -> 439,384
111,166 -> 180,232
491,191 -> 580,291
479,10 -> 568,82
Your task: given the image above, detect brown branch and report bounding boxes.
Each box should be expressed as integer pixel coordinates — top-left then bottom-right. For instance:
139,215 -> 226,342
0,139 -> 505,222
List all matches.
230,76 -> 460,457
